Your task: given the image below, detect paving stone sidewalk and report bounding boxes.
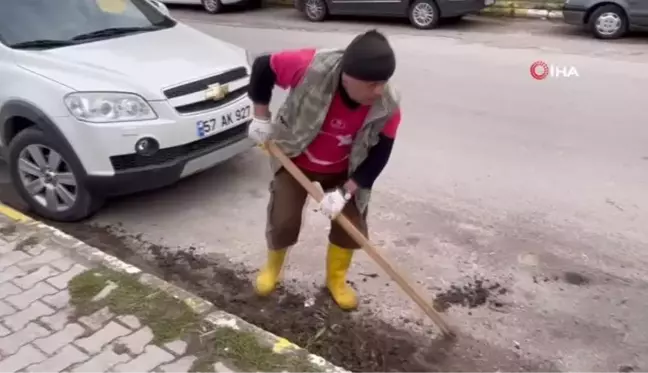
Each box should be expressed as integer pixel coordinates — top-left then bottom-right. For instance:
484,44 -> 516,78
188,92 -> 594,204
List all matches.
0,207 -> 343,373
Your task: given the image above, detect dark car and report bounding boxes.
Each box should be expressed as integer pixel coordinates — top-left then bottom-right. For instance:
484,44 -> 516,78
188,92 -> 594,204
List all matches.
294,0 -> 494,29
563,0 -> 648,39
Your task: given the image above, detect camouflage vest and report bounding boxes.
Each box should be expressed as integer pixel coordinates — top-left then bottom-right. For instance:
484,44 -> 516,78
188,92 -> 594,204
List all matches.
270,48 -> 400,213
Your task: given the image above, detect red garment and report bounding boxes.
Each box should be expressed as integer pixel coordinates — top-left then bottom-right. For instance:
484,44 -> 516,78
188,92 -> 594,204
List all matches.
270,48 -> 400,174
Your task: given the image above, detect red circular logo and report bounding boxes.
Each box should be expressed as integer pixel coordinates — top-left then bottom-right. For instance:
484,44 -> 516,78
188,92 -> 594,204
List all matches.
530,60 -> 549,80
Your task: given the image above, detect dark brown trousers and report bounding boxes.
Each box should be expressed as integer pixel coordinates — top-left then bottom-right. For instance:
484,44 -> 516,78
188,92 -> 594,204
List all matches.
265,167 -> 368,250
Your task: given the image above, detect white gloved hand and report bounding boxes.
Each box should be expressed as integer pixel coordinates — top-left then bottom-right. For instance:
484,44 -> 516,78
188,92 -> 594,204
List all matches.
247,117 -> 273,145
317,188 -> 351,219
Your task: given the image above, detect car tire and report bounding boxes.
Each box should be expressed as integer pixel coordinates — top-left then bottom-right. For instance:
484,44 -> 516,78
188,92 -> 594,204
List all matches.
8,128 -> 103,222
303,0 -> 327,22
202,0 -> 222,14
588,4 -> 628,39
409,0 -> 440,29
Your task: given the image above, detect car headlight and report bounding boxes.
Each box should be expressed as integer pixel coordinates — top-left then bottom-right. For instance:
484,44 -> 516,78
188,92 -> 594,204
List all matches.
64,92 -> 157,123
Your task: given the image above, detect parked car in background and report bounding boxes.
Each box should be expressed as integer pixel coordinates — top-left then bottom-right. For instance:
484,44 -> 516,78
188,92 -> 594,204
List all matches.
294,0 -> 493,29
0,0 -> 255,222
159,0 -> 261,14
562,0 -> 648,39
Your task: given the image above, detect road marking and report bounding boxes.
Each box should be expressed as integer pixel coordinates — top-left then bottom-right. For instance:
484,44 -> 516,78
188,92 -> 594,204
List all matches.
0,203 -> 32,223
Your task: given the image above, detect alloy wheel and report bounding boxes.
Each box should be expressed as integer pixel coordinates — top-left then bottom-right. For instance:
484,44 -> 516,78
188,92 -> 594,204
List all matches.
412,2 -> 435,27
203,0 -> 220,13
17,144 -> 78,213
595,12 -> 622,36
305,0 -> 325,20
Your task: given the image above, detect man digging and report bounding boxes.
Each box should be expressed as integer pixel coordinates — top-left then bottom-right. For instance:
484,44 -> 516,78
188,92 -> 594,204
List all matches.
247,29 -> 401,310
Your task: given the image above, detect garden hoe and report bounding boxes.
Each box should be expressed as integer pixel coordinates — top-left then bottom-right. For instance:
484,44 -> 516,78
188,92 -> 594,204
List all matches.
264,140 -> 457,339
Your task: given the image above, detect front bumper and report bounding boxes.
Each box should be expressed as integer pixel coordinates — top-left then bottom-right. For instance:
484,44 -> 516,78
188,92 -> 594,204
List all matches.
55,92 -> 254,197
85,121 -> 254,197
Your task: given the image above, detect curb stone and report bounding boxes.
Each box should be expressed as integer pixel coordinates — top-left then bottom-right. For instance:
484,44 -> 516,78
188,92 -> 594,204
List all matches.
0,203 -> 347,373
479,7 -> 564,19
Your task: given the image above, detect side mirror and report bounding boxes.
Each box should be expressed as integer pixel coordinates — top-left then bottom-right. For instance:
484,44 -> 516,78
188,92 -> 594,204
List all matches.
148,0 -> 171,16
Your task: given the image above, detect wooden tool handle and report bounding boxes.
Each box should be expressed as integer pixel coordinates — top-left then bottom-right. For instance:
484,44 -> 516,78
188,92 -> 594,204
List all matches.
265,141 -> 456,338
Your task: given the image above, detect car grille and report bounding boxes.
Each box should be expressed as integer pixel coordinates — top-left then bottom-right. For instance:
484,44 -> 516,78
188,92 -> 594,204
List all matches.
175,87 -> 247,114
109,121 -> 250,171
164,67 -> 249,115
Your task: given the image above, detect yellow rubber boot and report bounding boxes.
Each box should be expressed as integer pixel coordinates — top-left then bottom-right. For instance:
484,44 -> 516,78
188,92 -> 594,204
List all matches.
326,243 -> 358,310
255,248 -> 288,296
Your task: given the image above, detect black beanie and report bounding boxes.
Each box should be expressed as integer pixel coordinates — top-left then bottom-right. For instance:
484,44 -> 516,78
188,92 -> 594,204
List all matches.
341,29 -> 396,82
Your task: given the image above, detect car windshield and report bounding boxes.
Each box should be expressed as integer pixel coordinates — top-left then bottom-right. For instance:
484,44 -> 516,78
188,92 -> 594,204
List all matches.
0,0 -> 175,49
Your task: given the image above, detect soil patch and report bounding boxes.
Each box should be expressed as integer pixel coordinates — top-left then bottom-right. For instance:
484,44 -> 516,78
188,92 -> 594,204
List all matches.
40,220 -> 558,373
563,271 -> 590,286
433,277 -> 507,312
532,272 -> 591,286
139,238 -> 434,372
619,364 -> 636,372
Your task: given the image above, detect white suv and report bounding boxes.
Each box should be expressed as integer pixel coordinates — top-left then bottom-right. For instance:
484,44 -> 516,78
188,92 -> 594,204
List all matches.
0,0 -> 254,222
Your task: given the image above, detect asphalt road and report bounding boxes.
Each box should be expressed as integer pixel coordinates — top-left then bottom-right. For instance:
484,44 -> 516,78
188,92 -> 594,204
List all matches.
2,7 -> 648,372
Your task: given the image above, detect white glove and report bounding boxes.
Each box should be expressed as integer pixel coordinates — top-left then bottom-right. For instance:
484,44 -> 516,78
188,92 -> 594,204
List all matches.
317,188 -> 351,219
247,117 -> 273,145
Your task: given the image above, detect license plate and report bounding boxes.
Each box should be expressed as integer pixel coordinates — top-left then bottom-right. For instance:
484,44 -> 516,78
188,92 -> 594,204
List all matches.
485,0 -> 494,4
196,104 -> 251,138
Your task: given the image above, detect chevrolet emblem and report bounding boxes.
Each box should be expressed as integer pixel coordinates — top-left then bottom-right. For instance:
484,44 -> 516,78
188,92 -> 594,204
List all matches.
205,83 -> 229,101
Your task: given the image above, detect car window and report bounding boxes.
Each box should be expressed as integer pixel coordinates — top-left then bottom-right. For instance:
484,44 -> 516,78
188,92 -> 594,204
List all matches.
0,0 -> 175,48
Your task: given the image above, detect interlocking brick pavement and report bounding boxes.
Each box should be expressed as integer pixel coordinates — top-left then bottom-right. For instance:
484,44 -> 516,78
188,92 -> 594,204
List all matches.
0,236 -> 205,373
0,207 -> 344,373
